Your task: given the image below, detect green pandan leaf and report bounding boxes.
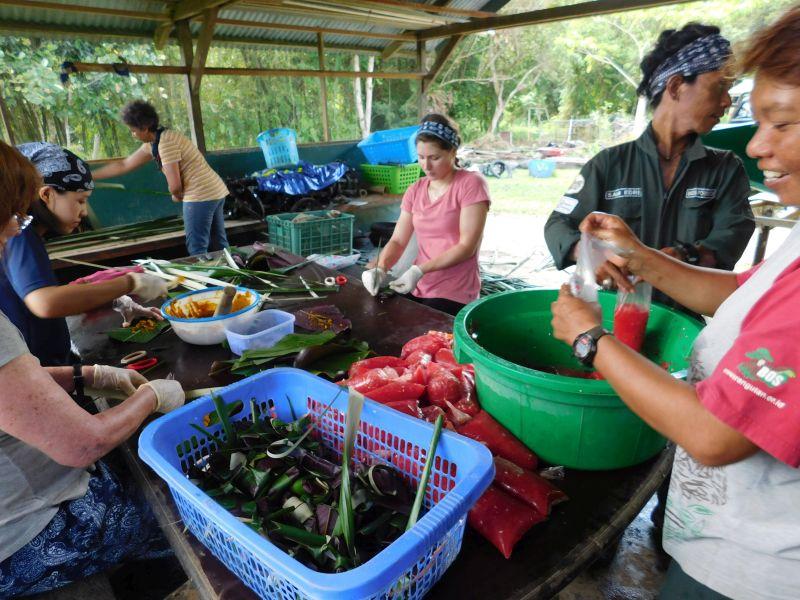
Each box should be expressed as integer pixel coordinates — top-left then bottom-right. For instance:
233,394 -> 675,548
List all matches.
107,319 -> 170,343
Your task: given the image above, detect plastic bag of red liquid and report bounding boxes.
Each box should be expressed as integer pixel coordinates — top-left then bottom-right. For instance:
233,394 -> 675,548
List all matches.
400,331 -> 452,360
348,356 -> 407,378
426,363 -> 462,408
345,367 -> 399,394
613,281 -> 652,353
367,382 -> 425,403
468,485 -> 546,559
493,457 -> 568,515
456,411 -> 538,470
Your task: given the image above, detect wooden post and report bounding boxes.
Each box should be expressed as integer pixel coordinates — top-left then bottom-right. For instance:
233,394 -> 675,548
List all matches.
317,33 -> 331,142
176,20 -> 206,152
0,83 -> 15,144
417,40 -> 426,119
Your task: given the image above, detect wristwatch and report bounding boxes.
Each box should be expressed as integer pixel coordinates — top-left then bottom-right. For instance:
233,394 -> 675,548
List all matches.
572,326 -> 611,366
673,240 -> 700,265
72,363 -> 85,400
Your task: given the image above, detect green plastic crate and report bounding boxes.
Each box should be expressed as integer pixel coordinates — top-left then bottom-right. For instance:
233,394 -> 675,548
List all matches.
266,210 -> 354,257
360,163 -> 422,194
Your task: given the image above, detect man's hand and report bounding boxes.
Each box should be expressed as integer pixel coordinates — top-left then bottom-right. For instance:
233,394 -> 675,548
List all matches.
91,364 -> 148,396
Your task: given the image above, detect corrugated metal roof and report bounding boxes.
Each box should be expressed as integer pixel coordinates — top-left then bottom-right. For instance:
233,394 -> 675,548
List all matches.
0,0 -> 509,55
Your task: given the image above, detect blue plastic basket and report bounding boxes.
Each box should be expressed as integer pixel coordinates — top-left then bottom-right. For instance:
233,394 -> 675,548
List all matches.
139,368 -> 494,600
257,128 -> 300,169
358,125 -> 421,165
528,158 -> 557,178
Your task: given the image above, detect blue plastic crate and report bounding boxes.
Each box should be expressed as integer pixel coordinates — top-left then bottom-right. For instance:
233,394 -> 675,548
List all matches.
257,128 -> 300,169
139,368 -> 494,600
358,125 -> 421,165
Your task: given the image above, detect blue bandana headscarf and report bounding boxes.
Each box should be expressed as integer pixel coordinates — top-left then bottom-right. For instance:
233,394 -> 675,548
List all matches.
16,142 -> 94,193
648,33 -> 731,97
417,120 -> 460,149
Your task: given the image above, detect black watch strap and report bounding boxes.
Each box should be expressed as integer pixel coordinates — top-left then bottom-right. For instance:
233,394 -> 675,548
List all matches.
574,326 -> 611,366
72,363 -> 85,401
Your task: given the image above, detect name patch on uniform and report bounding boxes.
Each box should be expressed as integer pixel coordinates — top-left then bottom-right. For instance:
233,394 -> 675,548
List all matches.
604,188 -> 641,200
685,187 -> 717,200
554,196 -> 579,214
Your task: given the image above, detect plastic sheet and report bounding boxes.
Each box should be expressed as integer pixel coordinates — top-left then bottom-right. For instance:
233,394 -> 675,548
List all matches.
253,161 -> 348,195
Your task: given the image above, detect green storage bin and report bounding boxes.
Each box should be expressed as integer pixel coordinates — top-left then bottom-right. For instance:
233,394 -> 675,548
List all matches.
266,210 -> 354,257
453,289 -> 704,470
360,163 -> 422,195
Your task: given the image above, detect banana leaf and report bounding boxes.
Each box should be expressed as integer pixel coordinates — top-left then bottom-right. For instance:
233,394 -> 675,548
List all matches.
106,319 -> 170,343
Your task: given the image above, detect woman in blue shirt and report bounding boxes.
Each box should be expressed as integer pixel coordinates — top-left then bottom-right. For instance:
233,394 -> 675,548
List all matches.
0,143 -> 168,365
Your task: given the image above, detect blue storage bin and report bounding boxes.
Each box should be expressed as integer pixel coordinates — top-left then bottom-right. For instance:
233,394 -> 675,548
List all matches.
528,158 -> 557,178
257,128 -> 299,169
224,309 -> 295,356
139,368 -> 494,600
357,125 -> 420,165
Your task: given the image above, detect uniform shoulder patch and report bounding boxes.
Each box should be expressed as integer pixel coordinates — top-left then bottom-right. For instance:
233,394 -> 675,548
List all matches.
566,174 -> 585,194
554,196 -> 579,215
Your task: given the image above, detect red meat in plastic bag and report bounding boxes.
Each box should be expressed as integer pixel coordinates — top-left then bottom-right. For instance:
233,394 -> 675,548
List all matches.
367,382 -> 426,404
493,457 -> 568,515
455,370 -> 480,416
426,363 -> 462,408
400,332 -> 452,360
348,356 -> 408,378
468,485 -> 546,559
403,350 -> 433,366
384,400 -> 423,418
614,304 -> 649,352
456,411 -> 538,470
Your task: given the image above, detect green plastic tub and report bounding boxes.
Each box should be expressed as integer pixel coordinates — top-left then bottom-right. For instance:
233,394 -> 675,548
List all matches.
453,289 -> 704,470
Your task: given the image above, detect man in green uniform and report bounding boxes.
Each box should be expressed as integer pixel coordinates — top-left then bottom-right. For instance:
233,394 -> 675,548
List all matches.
545,25 -> 754,311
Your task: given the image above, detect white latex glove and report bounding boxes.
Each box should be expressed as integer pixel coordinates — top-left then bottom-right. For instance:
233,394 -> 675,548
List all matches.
361,267 -> 388,296
388,265 -> 424,295
91,364 -> 148,396
141,379 -> 185,413
129,273 -> 169,302
112,295 -> 164,328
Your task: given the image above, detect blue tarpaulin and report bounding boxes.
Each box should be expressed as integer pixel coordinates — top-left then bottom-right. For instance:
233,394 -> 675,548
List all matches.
252,161 -> 348,195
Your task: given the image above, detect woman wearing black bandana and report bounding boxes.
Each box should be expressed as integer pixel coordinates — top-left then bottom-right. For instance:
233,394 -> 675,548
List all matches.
0,143 -> 168,365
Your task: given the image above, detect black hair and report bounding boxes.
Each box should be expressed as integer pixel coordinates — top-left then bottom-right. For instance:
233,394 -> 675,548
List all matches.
416,113 -> 461,151
121,100 -> 160,131
637,23 -> 721,107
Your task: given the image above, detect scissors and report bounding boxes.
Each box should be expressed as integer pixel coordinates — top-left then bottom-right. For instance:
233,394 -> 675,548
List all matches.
120,350 -> 159,372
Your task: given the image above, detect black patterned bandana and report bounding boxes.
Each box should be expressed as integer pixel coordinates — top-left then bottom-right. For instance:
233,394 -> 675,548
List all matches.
648,33 -> 731,97
417,121 -> 460,149
17,142 -> 94,193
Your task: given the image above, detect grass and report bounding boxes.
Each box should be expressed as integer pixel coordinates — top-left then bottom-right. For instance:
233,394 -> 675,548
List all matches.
485,167 -> 581,217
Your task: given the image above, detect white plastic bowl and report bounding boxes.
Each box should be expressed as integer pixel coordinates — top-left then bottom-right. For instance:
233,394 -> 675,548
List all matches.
161,287 -> 260,345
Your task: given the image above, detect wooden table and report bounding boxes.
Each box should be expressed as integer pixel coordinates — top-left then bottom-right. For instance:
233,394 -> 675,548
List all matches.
68,258 -> 669,600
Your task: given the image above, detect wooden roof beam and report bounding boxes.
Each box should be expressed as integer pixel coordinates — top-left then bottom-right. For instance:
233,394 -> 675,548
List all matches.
416,0 -> 707,40
215,17 -> 415,41
171,0 -> 234,22
190,8 -> 218,94
0,0 -> 168,21
423,34 -> 461,85
70,61 -> 424,79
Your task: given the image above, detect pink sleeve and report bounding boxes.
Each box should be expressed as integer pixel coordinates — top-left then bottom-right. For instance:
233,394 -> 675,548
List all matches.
458,172 -> 491,208
696,267 -> 800,467
736,262 -> 763,286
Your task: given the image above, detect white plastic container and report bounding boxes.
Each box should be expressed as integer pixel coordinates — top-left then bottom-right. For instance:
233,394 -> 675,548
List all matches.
160,287 -> 260,346
224,309 -> 295,356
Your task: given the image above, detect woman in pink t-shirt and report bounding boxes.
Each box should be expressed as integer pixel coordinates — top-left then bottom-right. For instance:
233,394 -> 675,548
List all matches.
362,114 -> 490,315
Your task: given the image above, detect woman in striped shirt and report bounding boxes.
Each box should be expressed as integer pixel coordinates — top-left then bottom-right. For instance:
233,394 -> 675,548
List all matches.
93,100 -> 230,256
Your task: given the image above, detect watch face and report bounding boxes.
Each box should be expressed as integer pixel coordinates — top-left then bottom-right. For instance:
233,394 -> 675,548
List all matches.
574,333 -> 593,359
